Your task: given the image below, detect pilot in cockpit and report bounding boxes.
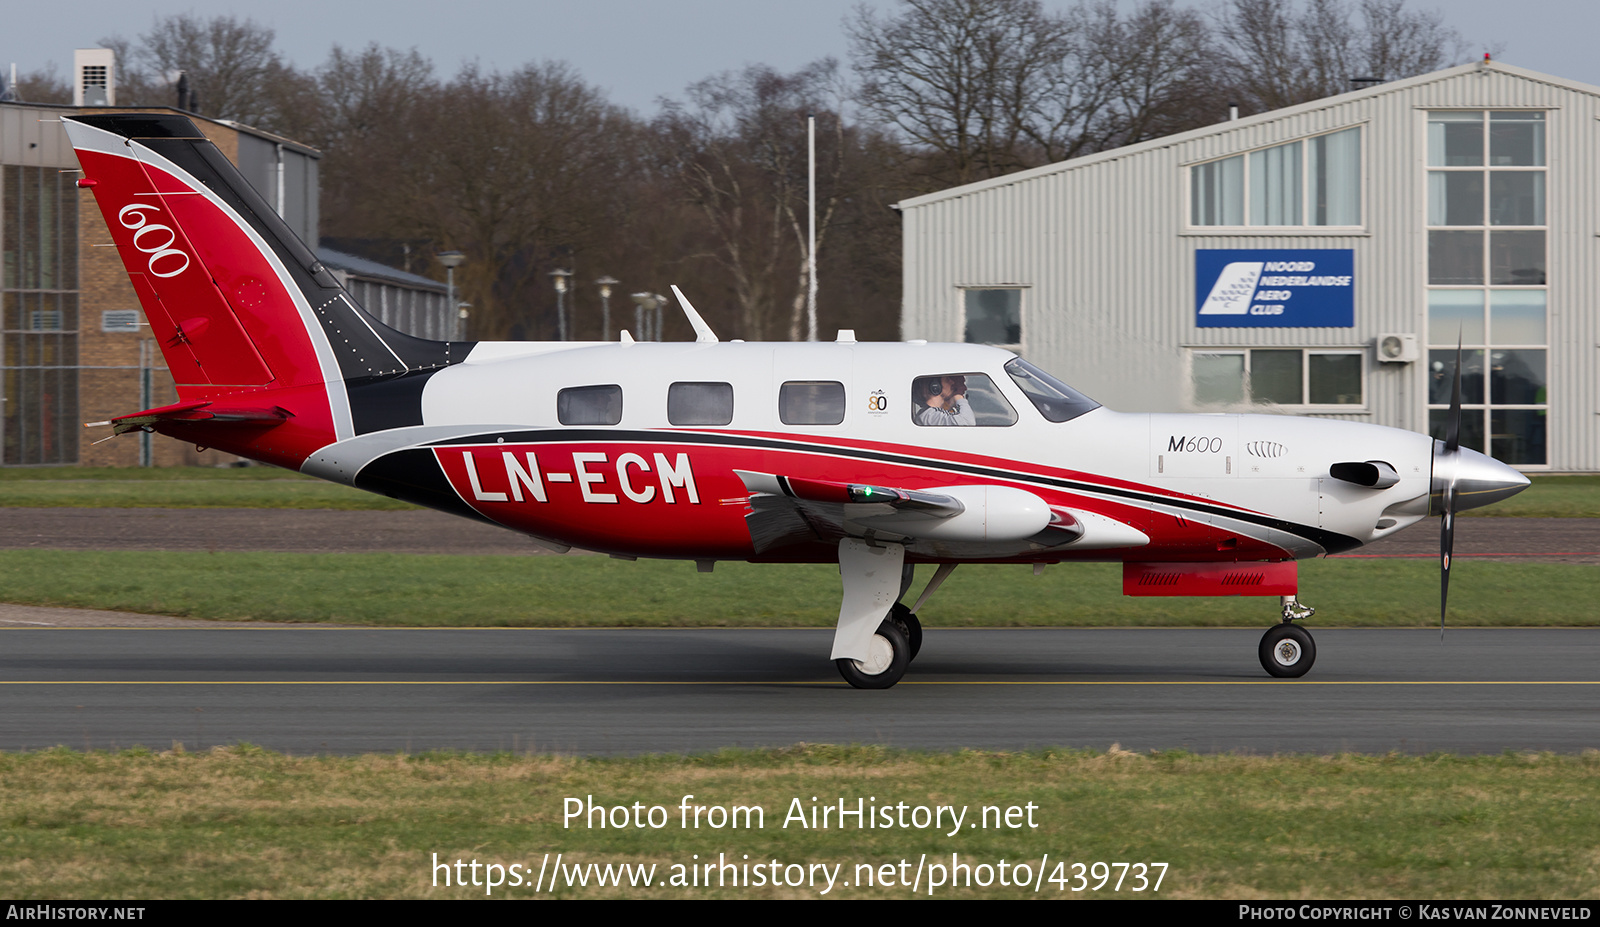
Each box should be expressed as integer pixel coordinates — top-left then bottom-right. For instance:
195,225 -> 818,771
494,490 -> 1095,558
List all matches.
913,375 -> 976,426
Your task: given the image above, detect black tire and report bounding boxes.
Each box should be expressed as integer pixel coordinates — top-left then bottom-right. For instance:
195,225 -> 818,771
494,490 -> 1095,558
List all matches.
890,602 -> 923,661
1259,624 -> 1316,678
836,618 -> 911,689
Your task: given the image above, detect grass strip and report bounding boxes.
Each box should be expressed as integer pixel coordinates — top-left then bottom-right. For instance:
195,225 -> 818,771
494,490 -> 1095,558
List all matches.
0,480 -> 418,510
0,467 -> 316,481
1,745 -> 1596,899
0,550 -> 1593,626
0,470 -> 1593,515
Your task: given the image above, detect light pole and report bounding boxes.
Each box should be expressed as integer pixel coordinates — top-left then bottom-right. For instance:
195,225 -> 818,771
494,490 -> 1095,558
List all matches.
595,276 -> 619,341
549,268 -> 573,340
630,291 -> 670,341
436,251 -> 465,340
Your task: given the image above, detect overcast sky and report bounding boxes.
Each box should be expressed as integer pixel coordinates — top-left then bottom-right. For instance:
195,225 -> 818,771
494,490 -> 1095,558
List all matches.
4,0 -> 1596,116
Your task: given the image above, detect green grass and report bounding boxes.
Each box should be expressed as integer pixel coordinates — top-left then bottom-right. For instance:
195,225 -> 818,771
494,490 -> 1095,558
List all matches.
0,467 -> 417,509
1,745 -> 1596,899
0,468 -> 1592,514
0,550 -> 1592,626
0,466 -> 317,481
1465,474 -> 1600,518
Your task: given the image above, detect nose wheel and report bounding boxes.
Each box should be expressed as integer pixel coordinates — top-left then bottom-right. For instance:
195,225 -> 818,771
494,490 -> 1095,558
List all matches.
836,618 -> 912,689
1259,623 -> 1316,678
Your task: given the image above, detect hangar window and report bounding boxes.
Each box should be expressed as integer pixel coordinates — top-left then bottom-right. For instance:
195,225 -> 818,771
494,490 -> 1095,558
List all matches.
1190,349 -> 1363,408
779,381 -> 846,425
962,288 -> 1022,347
1189,127 -> 1361,228
557,385 -> 622,425
1426,111 -> 1548,467
668,381 -> 734,426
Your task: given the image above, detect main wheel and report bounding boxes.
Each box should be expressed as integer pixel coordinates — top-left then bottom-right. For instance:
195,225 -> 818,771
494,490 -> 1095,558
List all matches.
1259,624 -> 1316,678
836,618 -> 911,689
889,602 -> 923,661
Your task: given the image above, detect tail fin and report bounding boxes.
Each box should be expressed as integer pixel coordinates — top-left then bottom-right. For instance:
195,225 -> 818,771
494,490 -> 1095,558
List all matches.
64,114 -> 468,465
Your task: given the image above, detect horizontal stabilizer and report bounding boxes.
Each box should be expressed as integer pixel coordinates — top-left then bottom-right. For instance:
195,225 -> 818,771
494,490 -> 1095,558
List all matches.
93,399 -> 293,436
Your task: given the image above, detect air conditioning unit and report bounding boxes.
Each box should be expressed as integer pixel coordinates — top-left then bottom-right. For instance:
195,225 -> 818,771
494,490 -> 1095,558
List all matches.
1376,333 -> 1419,363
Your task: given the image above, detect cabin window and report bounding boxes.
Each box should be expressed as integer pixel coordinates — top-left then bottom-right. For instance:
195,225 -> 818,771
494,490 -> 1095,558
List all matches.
1004,358 -> 1100,422
668,381 -> 734,425
910,373 -> 1017,426
557,385 -> 623,425
779,380 -> 846,425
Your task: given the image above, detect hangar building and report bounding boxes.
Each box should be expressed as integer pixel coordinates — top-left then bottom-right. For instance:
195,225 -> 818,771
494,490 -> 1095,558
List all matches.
898,59 -> 1597,472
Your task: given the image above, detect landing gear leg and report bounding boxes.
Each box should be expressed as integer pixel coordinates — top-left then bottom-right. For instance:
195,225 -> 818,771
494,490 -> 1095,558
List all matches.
1259,595 -> 1316,678
833,538 -> 910,689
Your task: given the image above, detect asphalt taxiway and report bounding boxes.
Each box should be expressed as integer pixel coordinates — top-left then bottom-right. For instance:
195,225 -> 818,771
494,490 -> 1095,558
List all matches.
2,627 -> 1594,755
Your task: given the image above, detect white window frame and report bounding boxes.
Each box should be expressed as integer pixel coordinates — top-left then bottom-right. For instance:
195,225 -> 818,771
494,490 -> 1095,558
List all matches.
1188,347 -> 1368,411
1423,109 -> 1550,469
1184,125 -> 1367,233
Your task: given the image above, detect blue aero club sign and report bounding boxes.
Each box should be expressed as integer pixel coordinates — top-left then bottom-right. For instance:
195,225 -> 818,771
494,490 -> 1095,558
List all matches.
1195,249 -> 1354,328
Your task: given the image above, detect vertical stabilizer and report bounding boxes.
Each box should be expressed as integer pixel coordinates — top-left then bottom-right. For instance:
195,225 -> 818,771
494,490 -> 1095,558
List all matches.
64,114 -> 471,466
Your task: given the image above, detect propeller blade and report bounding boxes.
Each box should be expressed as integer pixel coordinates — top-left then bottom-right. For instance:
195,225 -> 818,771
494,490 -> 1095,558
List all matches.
1438,339 -> 1464,640
1444,339 -> 1462,453
1440,484 -> 1454,639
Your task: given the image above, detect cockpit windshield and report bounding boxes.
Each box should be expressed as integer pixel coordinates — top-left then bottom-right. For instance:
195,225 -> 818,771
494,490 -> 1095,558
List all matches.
1004,358 -> 1100,423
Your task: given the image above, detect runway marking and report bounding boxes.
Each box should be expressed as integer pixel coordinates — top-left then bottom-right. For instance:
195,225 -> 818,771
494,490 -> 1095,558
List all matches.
1332,552 -> 1600,559
1,680 -> 1597,686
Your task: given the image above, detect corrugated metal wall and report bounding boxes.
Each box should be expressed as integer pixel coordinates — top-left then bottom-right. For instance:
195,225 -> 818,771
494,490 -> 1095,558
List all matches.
901,62 -> 1598,470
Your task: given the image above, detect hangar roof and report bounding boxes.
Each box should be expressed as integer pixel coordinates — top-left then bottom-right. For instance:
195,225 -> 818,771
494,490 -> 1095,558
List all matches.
896,60 -> 1600,210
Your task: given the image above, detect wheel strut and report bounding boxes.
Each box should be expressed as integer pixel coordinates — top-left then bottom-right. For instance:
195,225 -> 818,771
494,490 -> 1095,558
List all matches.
1280,594 -> 1315,624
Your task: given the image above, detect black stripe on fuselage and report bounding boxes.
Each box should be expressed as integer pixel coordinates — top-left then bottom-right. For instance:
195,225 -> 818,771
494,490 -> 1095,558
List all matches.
413,427 -> 1364,554
352,446 -> 494,524
70,114 -> 472,433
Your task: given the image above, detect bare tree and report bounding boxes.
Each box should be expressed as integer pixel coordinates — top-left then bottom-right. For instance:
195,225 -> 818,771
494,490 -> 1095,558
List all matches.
0,63 -> 71,104
100,14 -> 295,127
848,0 -> 1073,188
848,0 -> 1221,188
1216,0 -> 1474,113
377,62 -> 638,341
1063,1 -> 1220,154
653,61 -> 855,341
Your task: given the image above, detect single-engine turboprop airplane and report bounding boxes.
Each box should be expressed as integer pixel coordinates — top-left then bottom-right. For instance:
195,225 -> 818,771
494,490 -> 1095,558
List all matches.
66,113 -> 1531,688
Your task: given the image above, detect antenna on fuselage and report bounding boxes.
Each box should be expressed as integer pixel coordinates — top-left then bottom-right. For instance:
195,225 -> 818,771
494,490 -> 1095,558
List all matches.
670,285 -> 719,343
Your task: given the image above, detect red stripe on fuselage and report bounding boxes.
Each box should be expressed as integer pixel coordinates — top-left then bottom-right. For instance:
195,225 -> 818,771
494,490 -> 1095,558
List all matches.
716,428 -> 1264,515
430,439 -> 1289,562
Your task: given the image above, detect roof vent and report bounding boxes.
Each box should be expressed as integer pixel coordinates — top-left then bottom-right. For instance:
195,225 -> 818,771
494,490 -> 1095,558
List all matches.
835,329 -> 857,343
73,48 -> 115,106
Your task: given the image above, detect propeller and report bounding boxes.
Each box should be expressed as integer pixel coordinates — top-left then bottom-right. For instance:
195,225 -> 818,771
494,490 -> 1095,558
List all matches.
1436,340 -> 1463,640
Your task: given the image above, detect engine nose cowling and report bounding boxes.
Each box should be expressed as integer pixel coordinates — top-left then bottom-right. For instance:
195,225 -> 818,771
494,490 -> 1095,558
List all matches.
1431,442 -> 1531,514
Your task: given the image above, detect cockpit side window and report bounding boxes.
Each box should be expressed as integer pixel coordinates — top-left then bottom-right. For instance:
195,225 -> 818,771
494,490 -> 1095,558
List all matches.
1004,357 -> 1100,422
910,373 -> 1017,426
558,385 -> 623,425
